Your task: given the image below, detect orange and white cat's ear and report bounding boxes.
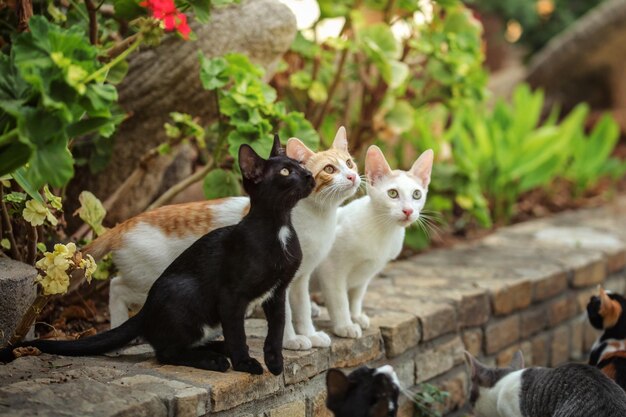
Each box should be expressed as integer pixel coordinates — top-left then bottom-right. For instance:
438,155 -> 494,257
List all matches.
286,138 -> 315,164
510,350 -> 525,370
599,286 -> 622,328
332,126 -> 349,152
410,149 -> 434,188
270,134 -> 284,157
239,145 -> 265,183
365,145 -> 392,185
326,369 -> 350,402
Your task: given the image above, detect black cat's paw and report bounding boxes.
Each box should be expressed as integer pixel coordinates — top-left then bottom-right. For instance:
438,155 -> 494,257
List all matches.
264,351 -> 283,376
210,355 -> 232,372
233,357 -> 264,375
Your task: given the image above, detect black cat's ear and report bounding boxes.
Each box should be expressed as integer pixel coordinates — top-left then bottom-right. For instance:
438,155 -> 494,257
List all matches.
239,145 -> 265,184
270,134 -> 284,157
510,350 -> 525,371
326,369 -> 350,403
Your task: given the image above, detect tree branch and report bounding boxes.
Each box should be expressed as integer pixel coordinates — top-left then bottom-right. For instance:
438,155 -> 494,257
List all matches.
26,226 -> 37,265
16,0 -> 33,33
85,0 -> 99,45
313,47 -> 349,130
147,159 -> 215,211
0,187 -> 21,261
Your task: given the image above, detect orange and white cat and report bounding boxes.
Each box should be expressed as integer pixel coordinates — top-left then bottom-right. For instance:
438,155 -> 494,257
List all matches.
85,127 -> 360,350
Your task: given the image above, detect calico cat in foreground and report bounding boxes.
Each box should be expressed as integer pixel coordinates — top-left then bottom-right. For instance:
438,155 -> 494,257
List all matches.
465,350 -> 626,417
83,127 -> 360,350
1,138 -> 315,375
587,286 -> 626,390
326,365 -> 400,417
314,145 -> 433,338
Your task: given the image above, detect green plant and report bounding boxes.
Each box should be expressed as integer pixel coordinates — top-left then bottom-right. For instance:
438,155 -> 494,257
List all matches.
414,383 -> 450,417
197,52 -> 320,198
273,0 -> 487,155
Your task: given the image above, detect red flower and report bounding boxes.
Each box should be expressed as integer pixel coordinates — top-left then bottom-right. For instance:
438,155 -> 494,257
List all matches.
140,0 -> 192,40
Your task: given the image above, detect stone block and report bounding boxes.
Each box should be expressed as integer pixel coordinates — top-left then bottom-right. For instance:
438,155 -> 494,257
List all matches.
397,397 -> 415,417
436,368 -> 468,415
267,400 -> 306,417
0,258 -> 37,347
583,321 -> 601,353
531,271 -> 569,302
0,376 -> 167,417
547,294 -> 578,326
570,317 -> 585,361
569,254 -> 606,288
283,347 -> 330,385
520,305 -> 548,338
530,332 -> 551,367
369,311 -> 420,358
550,325 -> 571,366
484,315 -> 520,354
328,327 -> 383,368
462,328 -> 483,357
308,389 -> 332,417
416,336 -> 464,383
141,359 -> 282,412
481,279 -> 532,316
111,374 -> 209,417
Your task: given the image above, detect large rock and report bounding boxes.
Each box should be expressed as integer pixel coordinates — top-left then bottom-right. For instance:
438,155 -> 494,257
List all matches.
0,258 -> 37,347
68,0 -> 297,226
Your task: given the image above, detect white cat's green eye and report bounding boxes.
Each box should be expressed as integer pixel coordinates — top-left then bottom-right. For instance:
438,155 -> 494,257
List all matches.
413,190 -> 422,200
280,168 -> 290,176
387,189 -> 399,198
324,165 -> 336,174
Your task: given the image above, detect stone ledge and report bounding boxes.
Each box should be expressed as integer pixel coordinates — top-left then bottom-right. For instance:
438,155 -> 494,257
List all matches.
3,197 -> 626,416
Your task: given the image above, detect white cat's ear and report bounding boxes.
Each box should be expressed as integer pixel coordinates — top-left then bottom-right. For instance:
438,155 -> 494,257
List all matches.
332,126 -> 349,152
286,138 -> 315,165
410,149 -> 434,188
326,368 -> 350,402
463,351 -> 478,378
365,145 -> 392,185
239,145 -> 265,183
510,350 -> 525,370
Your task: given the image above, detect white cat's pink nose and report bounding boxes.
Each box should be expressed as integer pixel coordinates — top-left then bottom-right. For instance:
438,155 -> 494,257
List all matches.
346,174 -> 356,183
402,208 -> 413,218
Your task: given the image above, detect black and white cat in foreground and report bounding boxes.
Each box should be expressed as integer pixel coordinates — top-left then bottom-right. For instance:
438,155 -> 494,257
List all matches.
465,350 -> 626,417
326,365 -> 400,417
0,137 -> 315,375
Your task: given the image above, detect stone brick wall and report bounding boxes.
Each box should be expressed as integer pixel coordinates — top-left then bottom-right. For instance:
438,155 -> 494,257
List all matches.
3,198 -> 626,417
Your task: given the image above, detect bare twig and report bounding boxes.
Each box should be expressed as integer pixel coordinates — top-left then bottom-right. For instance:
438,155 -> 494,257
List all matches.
147,159 -> 215,210
10,295 -> 49,345
16,0 -> 33,32
101,33 -> 140,61
85,0 -> 98,45
26,226 -> 37,265
0,187 -> 21,261
313,48 -> 349,130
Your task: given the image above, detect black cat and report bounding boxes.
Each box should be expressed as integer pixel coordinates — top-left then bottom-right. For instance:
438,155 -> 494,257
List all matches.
587,286 -> 626,390
326,365 -> 400,417
0,136 -> 315,375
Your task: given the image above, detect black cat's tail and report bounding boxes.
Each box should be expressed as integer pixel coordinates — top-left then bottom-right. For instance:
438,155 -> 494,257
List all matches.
0,310 -> 144,363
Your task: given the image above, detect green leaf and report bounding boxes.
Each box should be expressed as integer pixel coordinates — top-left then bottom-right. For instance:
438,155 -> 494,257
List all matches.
106,59 -> 129,85
187,0 -> 211,23
11,168 -> 44,203
77,191 -> 106,236
307,81 -> 328,103
203,169 -> 241,199
23,135 -> 74,189
289,71 -> 312,90
43,185 -> 62,210
278,112 -> 320,151
199,53 -> 229,90
1,238 -> 10,250
113,0 -> 145,20
385,100 -> 414,133
0,141 -> 32,177
3,191 -> 27,204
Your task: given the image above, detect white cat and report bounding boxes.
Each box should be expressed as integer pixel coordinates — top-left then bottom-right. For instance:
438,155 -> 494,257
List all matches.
314,145 -> 433,338
84,127 -> 360,350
